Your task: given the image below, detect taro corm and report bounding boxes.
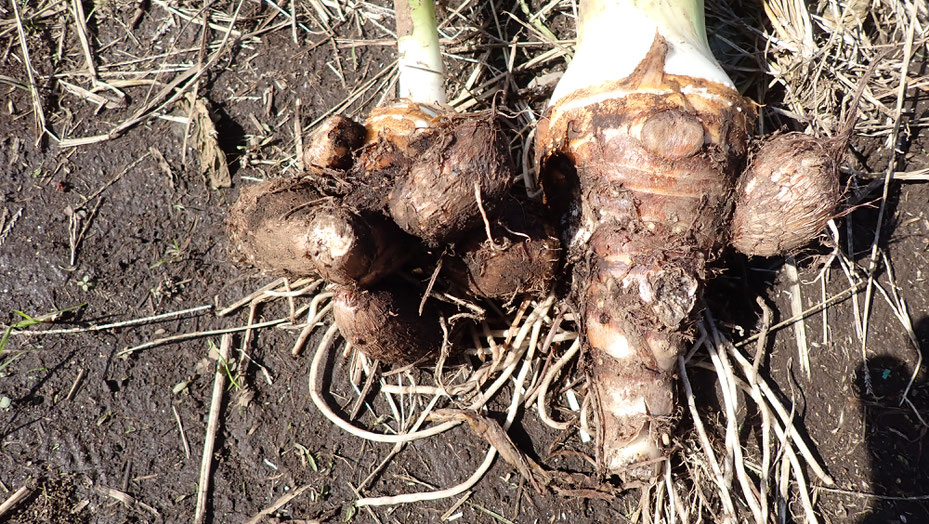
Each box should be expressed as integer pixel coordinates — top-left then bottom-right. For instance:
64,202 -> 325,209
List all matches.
535,0 -> 845,482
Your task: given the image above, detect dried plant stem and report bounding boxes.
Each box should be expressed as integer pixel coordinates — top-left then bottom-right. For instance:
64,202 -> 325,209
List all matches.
11,0 -> 46,144
784,256 -> 810,379
0,485 -> 32,518
679,356 -> 736,519
858,5 -> 917,396
10,304 -> 211,336
194,334 -> 232,524
243,484 -> 315,524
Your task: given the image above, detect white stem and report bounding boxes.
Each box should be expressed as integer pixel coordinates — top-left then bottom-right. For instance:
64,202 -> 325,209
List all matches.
551,0 -> 734,104
396,0 -> 447,105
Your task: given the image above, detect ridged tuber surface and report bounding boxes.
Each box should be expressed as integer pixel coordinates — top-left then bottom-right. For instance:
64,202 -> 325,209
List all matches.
332,282 -> 441,365
387,112 -> 515,246
731,133 -> 841,257
363,100 -> 439,152
536,36 -> 755,482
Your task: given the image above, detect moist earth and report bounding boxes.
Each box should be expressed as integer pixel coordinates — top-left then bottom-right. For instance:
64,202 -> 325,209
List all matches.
1,1 -> 927,523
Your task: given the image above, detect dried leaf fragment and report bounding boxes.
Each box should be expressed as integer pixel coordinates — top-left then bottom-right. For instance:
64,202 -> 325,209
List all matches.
185,93 -> 231,189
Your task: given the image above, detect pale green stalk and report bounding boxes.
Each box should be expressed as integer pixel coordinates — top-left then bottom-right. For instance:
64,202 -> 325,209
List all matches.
551,0 -> 735,104
395,0 -> 446,105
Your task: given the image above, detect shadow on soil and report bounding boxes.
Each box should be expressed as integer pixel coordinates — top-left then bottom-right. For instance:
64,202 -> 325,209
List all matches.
857,315 -> 929,523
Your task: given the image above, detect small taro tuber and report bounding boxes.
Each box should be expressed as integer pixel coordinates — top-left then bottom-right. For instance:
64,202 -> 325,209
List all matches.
730,133 -> 840,257
227,177 -> 323,276
332,282 -> 442,365
307,204 -> 410,287
446,199 -> 561,300
303,115 -> 366,171
387,113 -> 515,247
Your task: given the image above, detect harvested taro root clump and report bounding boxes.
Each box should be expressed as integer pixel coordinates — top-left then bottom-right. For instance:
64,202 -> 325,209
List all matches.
532,0 -> 868,483
227,104 -> 550,366
227,0 -> 552,370
226,0 -> 869,498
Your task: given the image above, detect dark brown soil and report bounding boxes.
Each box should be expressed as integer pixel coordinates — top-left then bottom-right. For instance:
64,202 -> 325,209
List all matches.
1,1 -> 927,523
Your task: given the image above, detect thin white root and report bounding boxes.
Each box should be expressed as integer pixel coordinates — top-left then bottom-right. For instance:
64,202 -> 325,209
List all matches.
722,340 -> 834,485
356,296 -> 554,507
705,327 -> 764,523
357,299 -> 551,506
679,356 -> 736,518
535,338 -> 581,430
309,324 -> 459,443
357,447 -> 497,507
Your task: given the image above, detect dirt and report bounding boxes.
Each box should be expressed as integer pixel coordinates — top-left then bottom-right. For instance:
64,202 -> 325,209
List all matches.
1,1 -> 927,523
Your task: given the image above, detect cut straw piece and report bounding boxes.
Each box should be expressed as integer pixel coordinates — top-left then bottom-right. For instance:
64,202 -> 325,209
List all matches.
11,0 -> 46,144
243,484 -> 315,524
784,256 -> 810,379
0,485 -> 32,519
194,334 -> 232,524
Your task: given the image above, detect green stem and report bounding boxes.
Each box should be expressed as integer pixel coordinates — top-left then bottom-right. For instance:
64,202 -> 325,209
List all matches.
394,0 -> 446,105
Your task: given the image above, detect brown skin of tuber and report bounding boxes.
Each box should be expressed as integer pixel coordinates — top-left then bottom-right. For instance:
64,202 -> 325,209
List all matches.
387,113 -> 515,247
446,199 -> 561,300
536,37 -> 755,482
730,132 -> 841,257
303,115 -> 367,171
362,101 -> 438,151
308,205 -> 411,287
332,282 -> 442,365
227,177 -> 323,276
731,56 -> 880,257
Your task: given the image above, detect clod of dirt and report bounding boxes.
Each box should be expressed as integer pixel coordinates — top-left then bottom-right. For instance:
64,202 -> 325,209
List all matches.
307,204 -> 410,286
387,113 -> 514,246
446,199 -> 561,299
730,132 -> 840,257
303,115 -> 367,171
332,282 -> 442,365
227,177 -> 323,276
